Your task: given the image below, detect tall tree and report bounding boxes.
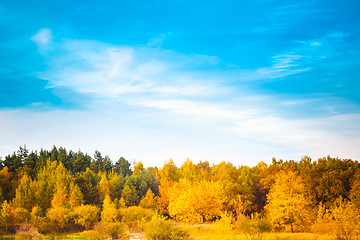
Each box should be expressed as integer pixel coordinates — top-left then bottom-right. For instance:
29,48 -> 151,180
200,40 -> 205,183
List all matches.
114,157 -> 132,177
266,170 -> 313,232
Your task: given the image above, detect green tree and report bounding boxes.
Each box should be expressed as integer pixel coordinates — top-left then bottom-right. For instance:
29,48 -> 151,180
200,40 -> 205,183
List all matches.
121,185 -> 139,207
75,168 -> 100,205
114,157 -> 132,177
108,171 -> 125,201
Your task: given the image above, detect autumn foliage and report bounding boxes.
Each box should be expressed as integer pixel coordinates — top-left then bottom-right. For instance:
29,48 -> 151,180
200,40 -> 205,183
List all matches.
0,146 -> 359,239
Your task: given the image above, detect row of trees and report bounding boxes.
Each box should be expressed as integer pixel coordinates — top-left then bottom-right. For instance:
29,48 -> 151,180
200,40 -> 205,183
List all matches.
0,146 -> 359,236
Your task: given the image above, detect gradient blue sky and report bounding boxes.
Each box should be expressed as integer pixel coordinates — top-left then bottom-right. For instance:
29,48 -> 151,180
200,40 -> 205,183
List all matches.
1,0 -> 359,167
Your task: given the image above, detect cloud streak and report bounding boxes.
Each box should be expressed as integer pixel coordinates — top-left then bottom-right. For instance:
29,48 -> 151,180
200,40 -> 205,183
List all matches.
2,28 -> 358,165
26,29 -> 360,161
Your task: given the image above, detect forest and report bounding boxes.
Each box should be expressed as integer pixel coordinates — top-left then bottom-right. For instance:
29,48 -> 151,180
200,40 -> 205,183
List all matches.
0,146 -> 359,240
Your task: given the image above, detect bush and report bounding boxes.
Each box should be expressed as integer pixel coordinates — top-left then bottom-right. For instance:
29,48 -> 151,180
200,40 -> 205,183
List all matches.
312,203 -> 334,235
240,213 -> 271,240
15,223 -> 44,240
144,215 -> 190,240
119,206 -> 154,230
331,198 -> 359,240
29,206 -> 48,233
81,222 -> 128,240
73,204 -> 100,229
213,212 -> 234,233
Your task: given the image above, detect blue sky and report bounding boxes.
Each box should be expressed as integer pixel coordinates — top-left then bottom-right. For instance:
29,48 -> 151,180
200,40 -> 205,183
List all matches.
1,0 -> 359,167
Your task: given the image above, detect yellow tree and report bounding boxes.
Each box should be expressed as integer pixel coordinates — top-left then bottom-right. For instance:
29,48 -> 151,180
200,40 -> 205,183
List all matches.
68,182 -> 84,208
157,159 -> 180,215
180,159 -> 198,182
46,183 -> 71,229
330,197 -> 360,240
101,194 -> 119,222
0,200 -> 12,231
12,174 -> 35,211
140,188 -> 157,210
168,179 -> 225,223
98,172 -> 110,201
266,170 -> 313,232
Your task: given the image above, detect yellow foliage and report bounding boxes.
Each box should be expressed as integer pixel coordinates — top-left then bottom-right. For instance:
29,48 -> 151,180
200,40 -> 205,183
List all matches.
68,183 -> 84,208
312,203 -> 334,235
119,206 -> 154,229
157,180 -> 173,215
13,174 -> 35,211
46,206 -> 71,229
0,200 -> 30,231
51,183 -> 68,208
168,179 -> 225,223
140,188 -> 157,209
180,158 -> 198,182
98,173 -> 110,200
212,212 -> 234,233
101,194 -> 119,222
133,162 -> 144,176
30,205 -> 47,232
74,204 -> 100,229
330,197 -> 360,240
266,170 -> 314,232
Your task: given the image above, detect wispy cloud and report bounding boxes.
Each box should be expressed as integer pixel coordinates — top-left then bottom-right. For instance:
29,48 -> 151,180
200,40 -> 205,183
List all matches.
31,28 -> 53,47
257,54 -> 311,79
23,29 -> 360,162
34,37 -> 226,100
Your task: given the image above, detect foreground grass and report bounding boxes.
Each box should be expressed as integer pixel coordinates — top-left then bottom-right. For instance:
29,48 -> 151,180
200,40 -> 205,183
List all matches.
1,223 -> 333,240
180,223 -> 332,240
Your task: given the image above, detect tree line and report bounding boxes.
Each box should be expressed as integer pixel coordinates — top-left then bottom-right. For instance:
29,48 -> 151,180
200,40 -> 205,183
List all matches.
0,145 -> 359,237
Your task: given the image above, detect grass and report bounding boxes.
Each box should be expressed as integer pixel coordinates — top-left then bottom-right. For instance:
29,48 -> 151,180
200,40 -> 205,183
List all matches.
1,223 -> 334,240
179,223 -> 332,240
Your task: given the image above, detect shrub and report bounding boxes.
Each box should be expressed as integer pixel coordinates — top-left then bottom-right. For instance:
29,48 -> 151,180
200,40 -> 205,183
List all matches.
46,206 -> 71,230
143,215 -> 190,240
30,206 -> 48,233
73,204 -> 100,229
81,222 -> 128,240
312,203 -> 334,235
0,201 -> 30,233
15,223 -> 44,240
213,212 -> 234,233
240,213 -> 271,240
331,197 -> 359,240
119,206 -> 154,230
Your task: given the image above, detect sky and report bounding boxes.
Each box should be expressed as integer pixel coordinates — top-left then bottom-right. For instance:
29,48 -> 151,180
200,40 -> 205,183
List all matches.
0,0 -> 359,167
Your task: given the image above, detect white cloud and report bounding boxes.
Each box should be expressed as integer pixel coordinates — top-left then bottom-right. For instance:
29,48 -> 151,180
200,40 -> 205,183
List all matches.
31,28 -> 53,47
5,29 -> 357,165
256,54 -> 311,79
